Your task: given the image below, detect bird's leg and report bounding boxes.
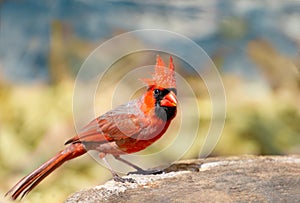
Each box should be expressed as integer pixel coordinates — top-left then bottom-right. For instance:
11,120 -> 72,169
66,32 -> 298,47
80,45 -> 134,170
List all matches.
102,156 -> 135,183
114,155 -> 144,171
113,155 -> 163,175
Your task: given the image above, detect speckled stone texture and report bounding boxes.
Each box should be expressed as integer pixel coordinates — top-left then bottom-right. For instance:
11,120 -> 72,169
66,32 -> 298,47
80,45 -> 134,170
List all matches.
65,155 -> 300,203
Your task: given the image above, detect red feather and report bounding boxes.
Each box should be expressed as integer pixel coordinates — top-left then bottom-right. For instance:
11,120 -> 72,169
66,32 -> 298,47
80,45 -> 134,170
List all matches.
141,55 -> 176,88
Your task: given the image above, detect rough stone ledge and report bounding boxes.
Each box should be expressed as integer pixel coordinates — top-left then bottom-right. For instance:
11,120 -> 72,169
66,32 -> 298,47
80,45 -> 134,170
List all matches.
65,155 -> 300,203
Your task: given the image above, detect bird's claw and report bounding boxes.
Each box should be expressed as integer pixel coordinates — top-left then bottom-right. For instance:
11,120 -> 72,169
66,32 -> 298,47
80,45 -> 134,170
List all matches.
113,175 -> 136,183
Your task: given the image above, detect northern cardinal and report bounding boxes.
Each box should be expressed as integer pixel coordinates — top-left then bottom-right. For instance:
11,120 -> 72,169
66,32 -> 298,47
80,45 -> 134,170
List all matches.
6,55 -> 177,200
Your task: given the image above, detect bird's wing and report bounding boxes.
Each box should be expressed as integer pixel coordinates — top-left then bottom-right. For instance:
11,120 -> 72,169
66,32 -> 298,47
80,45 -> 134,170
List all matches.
65,101 -> 148,145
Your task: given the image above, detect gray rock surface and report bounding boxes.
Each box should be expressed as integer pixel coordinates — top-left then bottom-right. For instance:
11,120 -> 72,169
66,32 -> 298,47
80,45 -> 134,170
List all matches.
65,155 -> 300,203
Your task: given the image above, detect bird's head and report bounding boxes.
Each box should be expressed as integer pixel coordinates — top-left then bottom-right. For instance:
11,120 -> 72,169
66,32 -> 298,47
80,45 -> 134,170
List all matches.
141,55 -> 177,121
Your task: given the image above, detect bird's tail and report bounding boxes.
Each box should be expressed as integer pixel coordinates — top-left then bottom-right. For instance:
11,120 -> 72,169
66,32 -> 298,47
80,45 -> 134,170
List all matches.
5,143 -> 86,200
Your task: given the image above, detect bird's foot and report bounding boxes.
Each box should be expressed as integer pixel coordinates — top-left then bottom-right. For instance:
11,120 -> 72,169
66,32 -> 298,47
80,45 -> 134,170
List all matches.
128,169 -> 163,175
113,174 -> 136,183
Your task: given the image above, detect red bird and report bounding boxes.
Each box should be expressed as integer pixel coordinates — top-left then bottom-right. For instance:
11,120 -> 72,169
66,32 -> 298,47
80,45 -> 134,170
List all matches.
6,55 -> 177,200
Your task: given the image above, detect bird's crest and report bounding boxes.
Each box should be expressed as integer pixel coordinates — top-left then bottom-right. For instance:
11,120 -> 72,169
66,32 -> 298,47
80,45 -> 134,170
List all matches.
142,55 -> 176,88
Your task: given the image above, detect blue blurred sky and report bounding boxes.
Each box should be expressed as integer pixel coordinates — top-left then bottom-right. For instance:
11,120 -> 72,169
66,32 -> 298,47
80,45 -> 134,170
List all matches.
0,0 -> 299,83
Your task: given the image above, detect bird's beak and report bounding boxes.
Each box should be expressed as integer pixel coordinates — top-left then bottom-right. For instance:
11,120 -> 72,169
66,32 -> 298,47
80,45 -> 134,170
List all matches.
160,91 -> 177,107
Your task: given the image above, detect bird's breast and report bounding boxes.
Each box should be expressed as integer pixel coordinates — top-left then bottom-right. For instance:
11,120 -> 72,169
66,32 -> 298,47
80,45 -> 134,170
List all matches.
115,117 -> 171,154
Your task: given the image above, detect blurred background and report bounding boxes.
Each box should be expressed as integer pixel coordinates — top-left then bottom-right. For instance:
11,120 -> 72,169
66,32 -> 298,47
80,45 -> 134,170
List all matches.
0,0 -> 299,202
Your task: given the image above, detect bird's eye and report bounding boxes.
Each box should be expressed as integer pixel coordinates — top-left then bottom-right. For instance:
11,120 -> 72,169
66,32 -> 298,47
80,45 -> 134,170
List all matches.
153,89 -> 160,96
